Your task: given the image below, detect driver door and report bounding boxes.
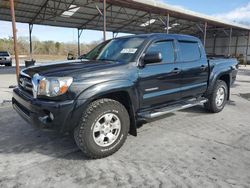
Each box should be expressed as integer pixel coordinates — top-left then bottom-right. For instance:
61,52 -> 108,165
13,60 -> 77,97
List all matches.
138,39 -> 182,109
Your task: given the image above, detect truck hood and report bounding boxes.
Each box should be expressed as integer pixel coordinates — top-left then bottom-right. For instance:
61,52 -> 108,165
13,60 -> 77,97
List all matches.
21,59 -> 124,78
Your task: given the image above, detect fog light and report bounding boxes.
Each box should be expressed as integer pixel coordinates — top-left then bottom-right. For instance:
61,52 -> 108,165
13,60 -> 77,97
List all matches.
49,112 -> 54,120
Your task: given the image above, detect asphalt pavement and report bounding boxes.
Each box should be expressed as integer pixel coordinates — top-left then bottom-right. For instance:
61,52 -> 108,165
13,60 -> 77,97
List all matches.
0,66 -> 250,187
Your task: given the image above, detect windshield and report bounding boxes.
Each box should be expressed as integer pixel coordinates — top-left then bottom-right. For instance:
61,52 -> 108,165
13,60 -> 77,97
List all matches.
81,37 -> 145,63
83,40 -> 110,60
0,51 -> 9,56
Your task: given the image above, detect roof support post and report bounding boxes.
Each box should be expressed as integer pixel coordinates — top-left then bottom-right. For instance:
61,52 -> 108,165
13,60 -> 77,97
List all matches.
166,13 -> 170,34
77,28 -> 83,56
213,33 -> 216,55
228,27 -> 232,56
29,23 -> 33,60
9,0 -> 19,83
235,36 -> 239,56
245,32 -> 250,66
103,0 -> 107,41
148,13 -> 152,33
203,22 -> 207,48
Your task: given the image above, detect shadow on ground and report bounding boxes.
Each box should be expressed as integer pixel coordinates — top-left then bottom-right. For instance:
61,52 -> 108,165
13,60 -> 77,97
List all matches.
0,107 -> 89,161
239,93 -> 250,101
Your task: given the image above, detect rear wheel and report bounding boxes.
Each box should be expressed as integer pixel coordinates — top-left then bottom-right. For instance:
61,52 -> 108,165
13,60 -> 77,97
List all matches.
204,80 -> 228,113
74,98 -> 130,159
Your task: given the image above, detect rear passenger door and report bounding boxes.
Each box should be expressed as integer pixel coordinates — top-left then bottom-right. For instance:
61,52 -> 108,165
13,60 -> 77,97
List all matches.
177,40 -> 209,98
138,39 -> 182,109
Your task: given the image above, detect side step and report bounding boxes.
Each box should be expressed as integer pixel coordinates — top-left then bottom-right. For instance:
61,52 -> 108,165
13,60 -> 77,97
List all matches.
138,97 -> 208,119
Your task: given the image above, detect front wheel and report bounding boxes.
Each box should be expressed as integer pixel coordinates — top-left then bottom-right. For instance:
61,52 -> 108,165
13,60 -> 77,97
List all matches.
204,80 -> 228,113
74,98 -> 130,159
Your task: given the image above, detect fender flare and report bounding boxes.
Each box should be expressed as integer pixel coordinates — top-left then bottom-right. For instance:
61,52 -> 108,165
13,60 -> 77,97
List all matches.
70,80 -> 139,136
206,70 -> 231,98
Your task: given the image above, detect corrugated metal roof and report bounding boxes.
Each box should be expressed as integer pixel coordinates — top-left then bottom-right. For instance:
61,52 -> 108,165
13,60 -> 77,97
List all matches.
133,0 -> 250,30
0,0 -> 249,37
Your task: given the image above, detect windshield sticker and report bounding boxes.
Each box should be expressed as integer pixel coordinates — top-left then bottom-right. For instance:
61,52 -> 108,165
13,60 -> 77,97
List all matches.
120,48 -> 137,54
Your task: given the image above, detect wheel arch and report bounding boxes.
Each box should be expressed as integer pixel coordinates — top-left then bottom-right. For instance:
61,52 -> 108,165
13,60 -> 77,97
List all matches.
218,74 -> 230,100
92,91 -> 137,136
207,72 -> 231,100
71,80 -> 139,136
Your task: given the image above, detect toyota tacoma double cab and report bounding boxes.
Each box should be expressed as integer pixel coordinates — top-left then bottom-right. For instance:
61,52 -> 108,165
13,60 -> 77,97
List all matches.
12,34 -> 238,158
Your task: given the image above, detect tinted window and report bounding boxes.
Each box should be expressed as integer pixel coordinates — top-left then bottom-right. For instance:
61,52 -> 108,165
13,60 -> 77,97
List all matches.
179,41 -> 200,61
79,37 -> 145,63
147,41 -> 175,63
82,40 -> 110,60
0,51 -> 9,56
97,37 -> 145,63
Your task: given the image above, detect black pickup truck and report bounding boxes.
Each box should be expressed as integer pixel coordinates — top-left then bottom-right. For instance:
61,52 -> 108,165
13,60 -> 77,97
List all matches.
12,34 -> 238,158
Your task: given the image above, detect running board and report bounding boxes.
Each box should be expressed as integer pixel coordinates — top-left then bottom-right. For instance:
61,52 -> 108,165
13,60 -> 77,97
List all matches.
138,98 -> 208,119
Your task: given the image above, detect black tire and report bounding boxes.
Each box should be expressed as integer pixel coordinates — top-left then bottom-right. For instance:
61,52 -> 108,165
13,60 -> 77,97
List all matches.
74,98 -> 130,159
204,80 -> 228,113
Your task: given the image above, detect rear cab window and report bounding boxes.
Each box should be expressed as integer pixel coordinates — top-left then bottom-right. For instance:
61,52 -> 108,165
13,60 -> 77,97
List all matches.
178,41 -> 201,62
146,40 -> 175,64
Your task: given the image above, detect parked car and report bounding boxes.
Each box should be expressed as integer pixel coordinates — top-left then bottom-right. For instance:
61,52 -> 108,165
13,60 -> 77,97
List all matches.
12,34 -> 238,158
0,51 -> 12,66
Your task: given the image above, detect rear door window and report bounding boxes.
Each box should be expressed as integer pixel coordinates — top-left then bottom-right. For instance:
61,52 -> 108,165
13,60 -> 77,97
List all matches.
146,40 -> 175,64
178,41 -> 201,62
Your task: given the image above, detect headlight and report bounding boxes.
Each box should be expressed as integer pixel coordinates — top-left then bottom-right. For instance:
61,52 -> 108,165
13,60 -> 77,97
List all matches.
37,77 -> 73,97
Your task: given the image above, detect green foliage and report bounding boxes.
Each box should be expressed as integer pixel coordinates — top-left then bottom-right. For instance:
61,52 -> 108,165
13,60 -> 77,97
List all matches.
0,36 -> 100,56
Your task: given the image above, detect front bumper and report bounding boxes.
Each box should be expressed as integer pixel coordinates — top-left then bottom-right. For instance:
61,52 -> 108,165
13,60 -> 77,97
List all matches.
12,88 -> 75,131
0,60 -> 11,64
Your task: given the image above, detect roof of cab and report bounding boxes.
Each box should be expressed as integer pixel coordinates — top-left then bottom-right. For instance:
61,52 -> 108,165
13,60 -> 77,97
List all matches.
116,33 -> 200,42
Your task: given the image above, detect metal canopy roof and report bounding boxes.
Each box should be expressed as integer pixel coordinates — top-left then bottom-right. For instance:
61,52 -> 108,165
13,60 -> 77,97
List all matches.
1,0 -> 250,38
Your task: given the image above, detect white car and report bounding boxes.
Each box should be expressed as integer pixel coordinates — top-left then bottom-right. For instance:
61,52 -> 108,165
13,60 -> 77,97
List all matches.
0,51 -> 12,66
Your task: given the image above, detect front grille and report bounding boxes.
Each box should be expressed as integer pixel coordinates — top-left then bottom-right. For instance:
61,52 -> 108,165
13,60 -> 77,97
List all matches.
19,74 -> 33,95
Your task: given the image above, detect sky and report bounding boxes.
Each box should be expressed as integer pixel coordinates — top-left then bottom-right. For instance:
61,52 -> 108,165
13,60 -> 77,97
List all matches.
1,0 -> 250,43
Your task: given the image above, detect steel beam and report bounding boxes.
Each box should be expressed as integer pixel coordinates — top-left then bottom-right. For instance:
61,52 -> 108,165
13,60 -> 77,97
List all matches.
167,13 -> 170,34
103,0 -> 107,41
9,0 -> 19,83
228,27 -> 232,56
77,28 -> 83,56
235,36 -> 239,56
196,24 -> 204,33
203,22 -> 207,47
213,33 -> 216,55
29,24 -> 33,59
31,0 -> 50,23
245,32 -> 250,66
113,12 -> 148,33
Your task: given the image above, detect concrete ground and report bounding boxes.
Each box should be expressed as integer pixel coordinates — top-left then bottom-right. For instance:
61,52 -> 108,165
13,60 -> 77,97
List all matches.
0,65 -> 250,188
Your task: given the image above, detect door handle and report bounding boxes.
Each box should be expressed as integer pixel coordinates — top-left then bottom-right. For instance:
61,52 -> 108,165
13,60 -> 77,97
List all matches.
200,65 -> 207,71
171,68 -> 181,74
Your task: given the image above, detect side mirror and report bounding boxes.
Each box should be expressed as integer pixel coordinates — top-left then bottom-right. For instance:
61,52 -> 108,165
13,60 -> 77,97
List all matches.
143,52 -> 162,65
